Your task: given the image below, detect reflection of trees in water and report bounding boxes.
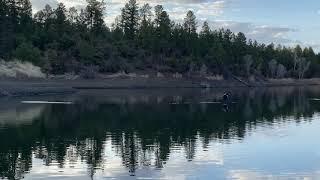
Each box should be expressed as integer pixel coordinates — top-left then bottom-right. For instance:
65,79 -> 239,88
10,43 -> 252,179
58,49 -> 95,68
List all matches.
1,87 -> 320,179
0,150 -> 31,180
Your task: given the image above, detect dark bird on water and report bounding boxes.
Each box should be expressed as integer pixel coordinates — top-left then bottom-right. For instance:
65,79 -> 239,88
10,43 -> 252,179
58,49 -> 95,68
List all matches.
222,92 -> 232,112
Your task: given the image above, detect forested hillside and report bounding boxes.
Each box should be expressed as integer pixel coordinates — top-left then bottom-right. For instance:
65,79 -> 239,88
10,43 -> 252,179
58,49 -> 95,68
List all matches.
1,0 -> 319,79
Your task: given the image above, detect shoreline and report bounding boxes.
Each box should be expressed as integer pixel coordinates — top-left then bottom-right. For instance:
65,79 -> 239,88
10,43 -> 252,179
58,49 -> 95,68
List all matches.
0,77 -> 320,97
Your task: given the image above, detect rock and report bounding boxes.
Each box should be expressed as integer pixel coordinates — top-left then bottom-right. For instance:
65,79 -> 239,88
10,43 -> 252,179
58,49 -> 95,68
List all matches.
173,73 -> 182,79
157,72 -> 164,78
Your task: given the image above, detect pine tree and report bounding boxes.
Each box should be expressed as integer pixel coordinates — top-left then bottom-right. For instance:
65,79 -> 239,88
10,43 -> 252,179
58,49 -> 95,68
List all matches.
16,0 -> 32,25
154,5 -> 171,40
200,21 -> 210,37
55,3 -> 67,25
138,3 -> 153,48
234,32 -> 247,65
183,10 -> 198,56
199,21 -> 211,57
121,0 -> 139,40
0,0 -> 16,58
67,7 -> 78,25
183,10 -> 197,35
55,3 -> 67,35
139,3 -> 152,23
85,0 -> 106,33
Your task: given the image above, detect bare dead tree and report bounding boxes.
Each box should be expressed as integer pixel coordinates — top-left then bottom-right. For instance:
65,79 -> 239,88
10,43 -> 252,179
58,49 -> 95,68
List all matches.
243,55 -> 253,77
268,59 -> 277,78
297,57 -> 310,79
293,53 -> 299,72
276,63 -> 287,79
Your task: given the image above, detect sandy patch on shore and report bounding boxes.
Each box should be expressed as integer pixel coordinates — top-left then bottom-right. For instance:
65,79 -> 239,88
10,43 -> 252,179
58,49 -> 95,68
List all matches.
0,60 -> 45,78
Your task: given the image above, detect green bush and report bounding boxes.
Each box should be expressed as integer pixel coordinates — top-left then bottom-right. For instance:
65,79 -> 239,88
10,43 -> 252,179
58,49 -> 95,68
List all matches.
14,42 -> 41,65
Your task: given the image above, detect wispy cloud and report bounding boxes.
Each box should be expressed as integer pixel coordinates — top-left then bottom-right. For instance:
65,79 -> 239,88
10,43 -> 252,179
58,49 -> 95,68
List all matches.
205,20 -> 320,51
104,0 -> 227,24
30,0 -> 58,12
205,20 -> 298,45
31,0 -> 227,24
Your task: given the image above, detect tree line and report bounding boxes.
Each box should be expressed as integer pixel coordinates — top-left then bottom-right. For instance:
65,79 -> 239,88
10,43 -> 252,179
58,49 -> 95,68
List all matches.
0,0 -> 319,79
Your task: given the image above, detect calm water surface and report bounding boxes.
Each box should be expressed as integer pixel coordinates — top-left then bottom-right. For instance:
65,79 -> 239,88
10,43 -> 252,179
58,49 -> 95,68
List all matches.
1,87 -> 320,179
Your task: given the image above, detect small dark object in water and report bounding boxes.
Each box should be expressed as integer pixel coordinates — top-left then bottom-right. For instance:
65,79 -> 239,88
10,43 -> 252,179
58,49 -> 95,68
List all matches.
222,103 -> 229,112
223,93 -> 228,101
223,92 -> 232,103
222,92 -> 232,112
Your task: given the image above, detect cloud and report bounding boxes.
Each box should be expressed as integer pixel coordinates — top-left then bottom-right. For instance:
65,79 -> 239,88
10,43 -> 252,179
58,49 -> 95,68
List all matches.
195,1 -> 226,17
206,20 -> 298,45
203,20 -> 320,52
247,25 -> 297,44
30,0 -> 227,24
102,0 -> 227,24
229,169 -> 320,180
30,0 -> 58,12
301,42 -> 320,53
57,0 -> 86,9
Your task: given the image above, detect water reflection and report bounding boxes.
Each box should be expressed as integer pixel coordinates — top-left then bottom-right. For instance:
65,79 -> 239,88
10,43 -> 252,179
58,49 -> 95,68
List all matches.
1,87 -> 320,179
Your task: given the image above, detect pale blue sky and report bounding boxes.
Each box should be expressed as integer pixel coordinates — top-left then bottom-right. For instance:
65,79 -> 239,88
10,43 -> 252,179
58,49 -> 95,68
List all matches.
30,0 -> 320,52
223,0 -> 320,49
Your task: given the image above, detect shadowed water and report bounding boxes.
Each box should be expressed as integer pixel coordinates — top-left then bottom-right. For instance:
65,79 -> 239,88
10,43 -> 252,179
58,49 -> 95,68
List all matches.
1,87 -> 320,179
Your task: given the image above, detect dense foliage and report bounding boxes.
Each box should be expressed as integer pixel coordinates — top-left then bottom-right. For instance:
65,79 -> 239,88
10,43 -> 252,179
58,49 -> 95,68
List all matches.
1,0 -> 320,78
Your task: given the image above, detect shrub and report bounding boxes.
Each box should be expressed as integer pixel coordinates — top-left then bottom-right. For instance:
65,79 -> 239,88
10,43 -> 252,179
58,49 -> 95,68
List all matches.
80,65 -> 99,79
14,42 -> 41,65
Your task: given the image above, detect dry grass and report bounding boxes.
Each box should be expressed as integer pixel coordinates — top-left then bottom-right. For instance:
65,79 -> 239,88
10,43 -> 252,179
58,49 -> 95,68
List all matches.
268,78 -> 295,83
173,72 -> 183,79
267,78 -> 320,85
206,75 -> 224,81
0,60 -> 45,79
102,72 -> 150,79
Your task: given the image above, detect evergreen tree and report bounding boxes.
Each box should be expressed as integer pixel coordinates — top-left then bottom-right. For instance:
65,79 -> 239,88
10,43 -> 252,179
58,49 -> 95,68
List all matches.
234,32 -> 247,65
152,5 -> 171,57
183,10 -> 198,56
199,21 -> 211,57
85,0 -> 106,33
0,0 -> 16,58
294,45 -> 303,57
54,3 -> 67,35
139,3 -> 152,23
183,10 -> 197,35
138,3 -> 153,48
67,7 -> 78,25
55,3 -> 67,25
154,5 -> 171,40
16,0 -> 32,28
121,0 -> 139,40
200,21 -> 210,37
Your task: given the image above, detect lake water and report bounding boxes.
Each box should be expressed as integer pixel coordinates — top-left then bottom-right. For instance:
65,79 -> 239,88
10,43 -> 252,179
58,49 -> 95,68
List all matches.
1,87 -> 320,179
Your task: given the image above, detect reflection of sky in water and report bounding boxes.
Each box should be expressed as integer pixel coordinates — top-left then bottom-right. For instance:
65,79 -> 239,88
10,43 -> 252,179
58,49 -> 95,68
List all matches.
22,113 -> 320,180
1,88 -> 320,179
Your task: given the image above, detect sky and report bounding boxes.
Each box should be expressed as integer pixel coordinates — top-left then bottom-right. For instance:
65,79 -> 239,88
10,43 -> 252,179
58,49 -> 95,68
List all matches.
30,0 -> 320,52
